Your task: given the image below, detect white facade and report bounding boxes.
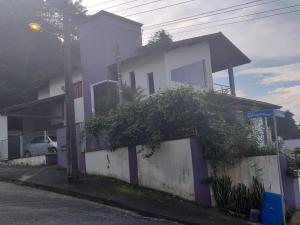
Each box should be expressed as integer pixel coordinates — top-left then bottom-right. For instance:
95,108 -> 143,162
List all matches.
37,71 -> 85,123
284,139 -> 300,151
122,42 -> 213,96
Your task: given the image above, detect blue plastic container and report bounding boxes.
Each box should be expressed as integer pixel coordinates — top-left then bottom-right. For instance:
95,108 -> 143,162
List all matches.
261,192 -> 284,225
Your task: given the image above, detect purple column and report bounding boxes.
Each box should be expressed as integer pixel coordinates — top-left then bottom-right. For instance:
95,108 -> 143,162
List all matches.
128,146 -> 139,185
190,137 -> 211,207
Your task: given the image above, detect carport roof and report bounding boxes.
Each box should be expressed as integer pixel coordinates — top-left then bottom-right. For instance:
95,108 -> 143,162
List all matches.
0,95 -> 65,114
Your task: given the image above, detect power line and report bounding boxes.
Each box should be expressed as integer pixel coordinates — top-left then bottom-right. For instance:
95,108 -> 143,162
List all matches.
112,0 -> 164,13
124,0 -> 198,17
147,9 -> 300,37
143,4 -> 300,33
88,0 -> 135,9
143,0 -> 278,29
89,0 -> 140,13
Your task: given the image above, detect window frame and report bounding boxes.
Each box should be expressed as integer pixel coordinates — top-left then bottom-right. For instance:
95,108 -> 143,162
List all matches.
147,72 -> 155,95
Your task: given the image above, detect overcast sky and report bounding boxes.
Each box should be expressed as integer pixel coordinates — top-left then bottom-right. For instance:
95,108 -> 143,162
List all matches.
82,0 -> 300,122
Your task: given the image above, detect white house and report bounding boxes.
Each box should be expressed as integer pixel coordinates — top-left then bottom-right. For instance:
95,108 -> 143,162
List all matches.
0,11 -> 279,161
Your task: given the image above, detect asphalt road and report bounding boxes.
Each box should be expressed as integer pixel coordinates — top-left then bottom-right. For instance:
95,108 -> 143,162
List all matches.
0,182 -> 180,225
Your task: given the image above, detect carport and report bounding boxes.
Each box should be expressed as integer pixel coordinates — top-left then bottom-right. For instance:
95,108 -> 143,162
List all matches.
0,95 -> 65,160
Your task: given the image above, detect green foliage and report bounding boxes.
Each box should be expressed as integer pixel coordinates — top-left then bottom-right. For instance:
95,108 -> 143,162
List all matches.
246,145 -> 277,157
148,29 -> 173,45
268,111 -> 300,139
210,175 -> 265,216
210,175 -> 233,211
250,176 -> 265,210
86,87 -> 260,163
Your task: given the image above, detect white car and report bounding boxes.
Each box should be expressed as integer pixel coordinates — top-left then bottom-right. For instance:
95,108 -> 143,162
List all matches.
24,135 -> 57,157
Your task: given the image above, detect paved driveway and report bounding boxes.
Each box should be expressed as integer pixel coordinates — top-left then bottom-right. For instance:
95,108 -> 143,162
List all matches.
0,182 -> 180,225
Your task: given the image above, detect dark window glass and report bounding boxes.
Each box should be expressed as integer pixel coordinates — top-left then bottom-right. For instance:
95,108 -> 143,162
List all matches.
147,73 -> 155,94
171,61 -> 207,86
31,136 -> 45,144
49,136 -> 57,142
130,71 -> 136,90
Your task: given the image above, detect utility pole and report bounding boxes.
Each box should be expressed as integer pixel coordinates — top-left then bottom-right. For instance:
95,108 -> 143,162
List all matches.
63,14 -> 79,182
114,44 -> 123,102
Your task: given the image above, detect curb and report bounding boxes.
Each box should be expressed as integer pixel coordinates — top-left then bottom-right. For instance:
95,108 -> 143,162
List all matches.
0,177 -> 199,225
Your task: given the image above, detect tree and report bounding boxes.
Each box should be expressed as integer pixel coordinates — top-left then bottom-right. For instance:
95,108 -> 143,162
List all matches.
148,29 -> 173,45
268,111 -> 300,139
0,0 -> 86,108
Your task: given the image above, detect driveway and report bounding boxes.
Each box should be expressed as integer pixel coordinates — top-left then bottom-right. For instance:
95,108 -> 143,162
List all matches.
0,182 -> 180,225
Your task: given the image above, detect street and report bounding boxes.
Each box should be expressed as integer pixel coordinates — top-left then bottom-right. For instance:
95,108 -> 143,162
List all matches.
0,182 -> 180,225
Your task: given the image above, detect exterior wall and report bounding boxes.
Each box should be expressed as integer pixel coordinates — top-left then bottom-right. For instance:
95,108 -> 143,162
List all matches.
38,71 -> 82,100
122,42 -> 213,96
7,154 -> 57,166
0,115 -> 8,160
165,42 -> 213,90
122,54 -> 167,95
79,13 -> 142,119
85,148 -> 130,183
284,139 -> 300,151
207,156 -> 281,195
136,139 -> 195,201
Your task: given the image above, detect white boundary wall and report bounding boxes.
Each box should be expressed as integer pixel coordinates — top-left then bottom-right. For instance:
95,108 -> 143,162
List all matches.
8,155 -> 47,166
208,155 -> 281,195
136,139 -> 195,201
85,148 -> 130,183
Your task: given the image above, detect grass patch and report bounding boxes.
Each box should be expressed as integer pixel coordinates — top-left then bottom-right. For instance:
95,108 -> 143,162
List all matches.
108,185 -> 144,197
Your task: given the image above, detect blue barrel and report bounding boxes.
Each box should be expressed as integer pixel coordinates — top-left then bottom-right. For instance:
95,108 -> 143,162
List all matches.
261,192 -> 284,225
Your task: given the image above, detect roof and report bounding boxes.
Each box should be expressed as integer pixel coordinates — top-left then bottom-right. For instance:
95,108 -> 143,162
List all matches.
86,10 -> 143,27
121,32 -> 251,73
230,96 -> 281,109
0,95 -> 65,114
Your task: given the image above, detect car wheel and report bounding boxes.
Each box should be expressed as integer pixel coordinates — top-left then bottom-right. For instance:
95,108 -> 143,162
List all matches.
49,147 -> 57,154
24,151 -> 31,158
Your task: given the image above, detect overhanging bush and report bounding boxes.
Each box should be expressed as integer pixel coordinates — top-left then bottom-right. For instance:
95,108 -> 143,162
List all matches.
86,87 -> 260,163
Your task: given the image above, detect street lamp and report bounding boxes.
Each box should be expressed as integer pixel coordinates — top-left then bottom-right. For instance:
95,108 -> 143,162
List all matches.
28,20 -> 79,182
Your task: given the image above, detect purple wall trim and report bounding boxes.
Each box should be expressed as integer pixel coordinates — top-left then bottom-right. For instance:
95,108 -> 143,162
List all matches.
128,146 -> 139,185
56,126 -> 86,174
190,138 -> 211,207
281,156 -> 300,211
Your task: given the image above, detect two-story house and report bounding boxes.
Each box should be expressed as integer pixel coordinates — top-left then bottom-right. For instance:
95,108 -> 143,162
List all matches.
0,11 -> 279,165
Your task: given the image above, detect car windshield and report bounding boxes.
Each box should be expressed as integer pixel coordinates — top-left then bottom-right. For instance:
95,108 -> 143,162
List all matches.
49,136 -> 57,142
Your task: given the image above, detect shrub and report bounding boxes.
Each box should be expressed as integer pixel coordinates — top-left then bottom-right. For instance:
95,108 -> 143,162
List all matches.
86,87 -> 260,164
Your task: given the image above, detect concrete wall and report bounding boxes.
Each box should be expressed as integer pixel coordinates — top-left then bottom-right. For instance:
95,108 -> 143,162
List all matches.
85,148 -> 130,183
122,42 -> 213,96
84,138 -> 211,205
165,42 -> 213,91
79,12 -> 142,119
208,155 -> 281,195
122,53 -> 166,95
0,115 -> 8,160
7,154 -> 57,167
136,139 -> 195,201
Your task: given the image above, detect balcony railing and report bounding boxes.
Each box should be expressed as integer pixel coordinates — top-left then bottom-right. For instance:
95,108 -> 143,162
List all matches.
213,83 -> 231,95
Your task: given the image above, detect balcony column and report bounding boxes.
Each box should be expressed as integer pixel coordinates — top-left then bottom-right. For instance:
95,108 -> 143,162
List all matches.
228,66 -> 236,96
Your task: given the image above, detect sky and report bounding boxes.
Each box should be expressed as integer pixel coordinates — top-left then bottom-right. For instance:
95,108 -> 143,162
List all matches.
81,0 -> 300,122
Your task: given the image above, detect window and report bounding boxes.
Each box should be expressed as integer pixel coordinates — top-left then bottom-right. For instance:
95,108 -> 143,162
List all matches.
147,72 -> 155,94
92,81 -> 119,117
170,60 -> 207,87
31,136 -> 46,144
73,81 -> 83,99
130,71 -> 136,90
